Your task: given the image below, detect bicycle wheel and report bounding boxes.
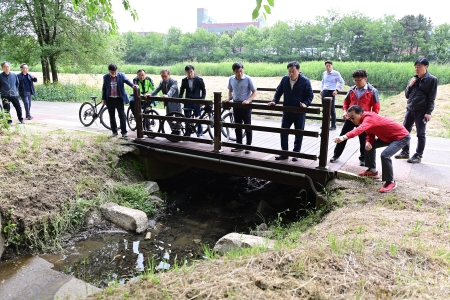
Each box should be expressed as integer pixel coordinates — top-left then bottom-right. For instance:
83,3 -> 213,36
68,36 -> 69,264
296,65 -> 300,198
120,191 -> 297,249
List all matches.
127,106 -> 136,131
142,108 -> 160,138
159,112 -> 185,142
99,106 -> 121,131
200,111 -> 213,139
78,102 -> 96,126
221,112 -> 246,141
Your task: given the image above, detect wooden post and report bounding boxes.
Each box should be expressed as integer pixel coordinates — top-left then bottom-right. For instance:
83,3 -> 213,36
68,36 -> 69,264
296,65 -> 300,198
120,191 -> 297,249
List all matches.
317,97 -> 332,170
213,92 -> 222,152
134,86 -> 144,139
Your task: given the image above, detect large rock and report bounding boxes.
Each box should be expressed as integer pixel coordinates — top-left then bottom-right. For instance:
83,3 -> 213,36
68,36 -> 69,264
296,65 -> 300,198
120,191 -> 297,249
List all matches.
213,232 -> 275,254
100,202 -> 148,233
0,213 -> 4,259
144,181 -> 160,194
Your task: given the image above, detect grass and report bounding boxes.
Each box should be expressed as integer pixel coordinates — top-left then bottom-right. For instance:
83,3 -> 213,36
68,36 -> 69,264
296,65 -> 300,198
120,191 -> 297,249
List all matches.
105,183 -> 164,216
0,128 -> 159,253
30,61 -> 450,93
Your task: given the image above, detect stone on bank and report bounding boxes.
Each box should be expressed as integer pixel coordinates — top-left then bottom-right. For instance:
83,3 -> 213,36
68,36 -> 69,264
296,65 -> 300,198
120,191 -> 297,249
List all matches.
213,232 -> 275,254
100,202 -> 148,233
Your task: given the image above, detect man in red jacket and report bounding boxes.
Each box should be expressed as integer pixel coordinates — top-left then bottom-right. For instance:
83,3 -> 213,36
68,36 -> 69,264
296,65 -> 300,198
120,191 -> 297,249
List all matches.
334,105 -> 410,193
330,69 -> 380,166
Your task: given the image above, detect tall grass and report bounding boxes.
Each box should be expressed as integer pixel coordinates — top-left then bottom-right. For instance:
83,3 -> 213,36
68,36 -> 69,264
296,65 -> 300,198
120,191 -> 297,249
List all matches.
29,61 -> 450,96
34,83 -> 101,102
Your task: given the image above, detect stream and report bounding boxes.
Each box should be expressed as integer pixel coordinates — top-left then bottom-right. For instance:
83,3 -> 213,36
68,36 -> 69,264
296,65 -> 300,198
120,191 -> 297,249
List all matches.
2,168 -> 313,288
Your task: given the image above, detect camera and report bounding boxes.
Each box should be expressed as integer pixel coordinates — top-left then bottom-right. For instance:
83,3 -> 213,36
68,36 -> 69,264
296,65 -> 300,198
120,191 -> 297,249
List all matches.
423,118 -> 427,124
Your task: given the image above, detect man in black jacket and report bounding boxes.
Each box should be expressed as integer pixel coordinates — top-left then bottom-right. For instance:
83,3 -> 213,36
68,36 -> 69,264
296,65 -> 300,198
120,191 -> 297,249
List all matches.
268,61 -> 314,161
395,58 -> 438,164
179,65 -> 206,136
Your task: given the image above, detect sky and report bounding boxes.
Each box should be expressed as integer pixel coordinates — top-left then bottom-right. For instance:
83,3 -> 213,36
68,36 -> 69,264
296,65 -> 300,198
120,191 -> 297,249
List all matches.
112,0 -> 448,34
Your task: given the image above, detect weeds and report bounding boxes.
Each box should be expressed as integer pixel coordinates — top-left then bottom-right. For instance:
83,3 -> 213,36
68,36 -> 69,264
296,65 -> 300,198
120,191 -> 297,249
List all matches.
380,194 -> 405,210
105,183 -> 163,216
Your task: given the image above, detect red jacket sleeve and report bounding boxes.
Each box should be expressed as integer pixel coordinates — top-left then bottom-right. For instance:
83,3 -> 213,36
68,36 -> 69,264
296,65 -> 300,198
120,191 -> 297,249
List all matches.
371,101 -> 380,114
345,116 -> 375,144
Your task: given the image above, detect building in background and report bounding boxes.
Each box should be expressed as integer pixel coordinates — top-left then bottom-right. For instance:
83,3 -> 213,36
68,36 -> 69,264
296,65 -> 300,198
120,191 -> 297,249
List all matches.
197,8 -> 264,33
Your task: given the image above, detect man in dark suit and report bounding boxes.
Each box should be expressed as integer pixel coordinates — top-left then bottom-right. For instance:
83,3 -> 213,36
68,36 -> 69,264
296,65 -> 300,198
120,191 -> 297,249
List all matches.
268,61 -> 314,162
179,65 -> 206,136
17,63 -> 38,120
151,69 -> 181,114
101,63 -> 135,137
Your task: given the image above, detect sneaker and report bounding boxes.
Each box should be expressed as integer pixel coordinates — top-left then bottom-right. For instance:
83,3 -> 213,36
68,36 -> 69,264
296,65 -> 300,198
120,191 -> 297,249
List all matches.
407,154 -> 422,164
26,116 -> 33,120
358,169 -> 379,178
380,181 -> 397,193
394,151 -> 409,159
275,155 -> 288,160
121,133 -> 128,138
292,157 -> 298,162
359,159 -> 365,166
330,156 -> 339,163
231,148 -> 243,152
330,126 -> 336,131
19,120 -> 25,124
244,150 -> 251,154
110,132 -> 118,137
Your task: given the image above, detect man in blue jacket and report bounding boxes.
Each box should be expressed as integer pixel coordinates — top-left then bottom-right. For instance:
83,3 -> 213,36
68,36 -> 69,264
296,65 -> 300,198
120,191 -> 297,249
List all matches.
0,61 -> 24,125
268,61 -> 314,161
102,64 -> 135,137
18,63 -> 38,120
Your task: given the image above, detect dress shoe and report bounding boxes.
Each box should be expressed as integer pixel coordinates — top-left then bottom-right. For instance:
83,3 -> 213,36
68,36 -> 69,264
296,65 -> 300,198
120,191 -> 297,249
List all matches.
330,126 -> 336,130
275,155 -> 288,160
292,157 -> 298,162
110,132 -> 118,137
245,150 -> 251,154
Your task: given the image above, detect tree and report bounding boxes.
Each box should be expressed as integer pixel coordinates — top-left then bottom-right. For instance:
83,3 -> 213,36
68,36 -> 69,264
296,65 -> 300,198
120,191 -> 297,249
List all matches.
427,23 -> 450,63
0,0 -> 121,83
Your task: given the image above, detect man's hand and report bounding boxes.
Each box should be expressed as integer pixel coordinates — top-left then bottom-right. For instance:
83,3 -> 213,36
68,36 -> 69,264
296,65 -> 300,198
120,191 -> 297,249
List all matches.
299,102 -> 306,108
409,77 -> 417,87
242,99 -> 251,105
365,142 -> 372,151
102,100 -> 106,105
424,114 -> 431,122
332,90 -> 338,96
268,101 -> 275,106
333,135 -> 347,143
223,98 -> 230,103
162,94 -> 168,98
343,110 -> 348,120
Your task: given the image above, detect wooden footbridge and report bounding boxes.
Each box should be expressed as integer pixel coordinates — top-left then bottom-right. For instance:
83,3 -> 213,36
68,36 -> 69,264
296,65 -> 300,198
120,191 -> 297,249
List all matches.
128,87 -> 359,192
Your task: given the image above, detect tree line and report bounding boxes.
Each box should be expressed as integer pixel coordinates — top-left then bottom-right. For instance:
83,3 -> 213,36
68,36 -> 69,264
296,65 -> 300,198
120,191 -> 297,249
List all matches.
0,1 -> 449,84
123,11 -> 450,65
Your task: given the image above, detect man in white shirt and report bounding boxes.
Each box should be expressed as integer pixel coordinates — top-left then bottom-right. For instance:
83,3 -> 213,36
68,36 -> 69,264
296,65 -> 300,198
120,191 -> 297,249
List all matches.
320,60 -> 345,130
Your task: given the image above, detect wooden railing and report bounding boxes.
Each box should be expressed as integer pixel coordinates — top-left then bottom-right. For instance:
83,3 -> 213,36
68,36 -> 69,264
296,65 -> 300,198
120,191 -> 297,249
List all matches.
133,86 -> 337,170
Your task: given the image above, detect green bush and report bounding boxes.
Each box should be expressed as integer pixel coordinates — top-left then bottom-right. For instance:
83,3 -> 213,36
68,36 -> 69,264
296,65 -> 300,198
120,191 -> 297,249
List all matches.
34,83 -> 101,102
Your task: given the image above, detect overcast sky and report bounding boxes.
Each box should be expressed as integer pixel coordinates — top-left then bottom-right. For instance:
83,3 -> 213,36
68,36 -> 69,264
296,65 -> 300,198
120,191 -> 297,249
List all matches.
112,0 -> 448,34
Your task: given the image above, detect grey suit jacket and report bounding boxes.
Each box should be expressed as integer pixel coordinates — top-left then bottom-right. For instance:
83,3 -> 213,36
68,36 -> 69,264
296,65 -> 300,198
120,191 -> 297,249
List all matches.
151,77 -> 181,113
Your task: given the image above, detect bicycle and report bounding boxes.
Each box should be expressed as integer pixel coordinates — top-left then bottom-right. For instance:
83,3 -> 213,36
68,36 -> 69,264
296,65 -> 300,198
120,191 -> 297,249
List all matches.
159,104 -> 214,142
78,96 -> 119,130
126,96 -> 160,138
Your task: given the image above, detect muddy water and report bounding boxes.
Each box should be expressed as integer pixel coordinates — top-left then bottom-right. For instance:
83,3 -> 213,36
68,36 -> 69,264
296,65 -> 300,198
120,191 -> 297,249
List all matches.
14,168 -> 312,288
